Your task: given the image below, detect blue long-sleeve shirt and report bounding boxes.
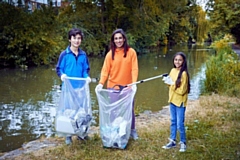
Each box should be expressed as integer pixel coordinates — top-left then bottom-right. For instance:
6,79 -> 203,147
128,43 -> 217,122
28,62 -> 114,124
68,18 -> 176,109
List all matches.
56,46 -> 90,78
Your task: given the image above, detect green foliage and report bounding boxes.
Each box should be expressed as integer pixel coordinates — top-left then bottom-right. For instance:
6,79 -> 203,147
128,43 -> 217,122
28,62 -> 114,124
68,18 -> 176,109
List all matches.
207,0 -> 240,43
204,39 -> 240,97
0,3 -> 66,67
128,0 -> 183,48
0,0 -> 215,67
57,1 -> 106,55
196,7 -> 210,43
166,1 -> 210,44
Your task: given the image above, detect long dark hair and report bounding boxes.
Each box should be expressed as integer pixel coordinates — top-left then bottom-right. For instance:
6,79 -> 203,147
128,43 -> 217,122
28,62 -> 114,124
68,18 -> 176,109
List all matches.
110,29 -> 129,60
173,52 -> 190,93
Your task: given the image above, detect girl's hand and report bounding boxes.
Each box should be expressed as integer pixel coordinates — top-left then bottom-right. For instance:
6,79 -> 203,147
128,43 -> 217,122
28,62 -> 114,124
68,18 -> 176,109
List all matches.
162,76 -> 174,85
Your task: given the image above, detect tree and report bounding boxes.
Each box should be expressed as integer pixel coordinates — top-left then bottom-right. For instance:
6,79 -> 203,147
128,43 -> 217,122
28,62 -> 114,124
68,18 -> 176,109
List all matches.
167,0 -> 210,44
0,3 -> 65,67
207,0 -> 240,44
0,0 -> 215,67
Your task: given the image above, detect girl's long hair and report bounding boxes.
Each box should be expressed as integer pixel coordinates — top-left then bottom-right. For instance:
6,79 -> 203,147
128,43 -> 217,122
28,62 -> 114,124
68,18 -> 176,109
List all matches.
173,52 -> 190,94
110,29 -> 129,60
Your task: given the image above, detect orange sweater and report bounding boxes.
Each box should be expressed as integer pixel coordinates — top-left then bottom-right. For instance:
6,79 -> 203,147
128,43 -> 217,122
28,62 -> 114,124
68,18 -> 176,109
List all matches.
99,48 -> 138,89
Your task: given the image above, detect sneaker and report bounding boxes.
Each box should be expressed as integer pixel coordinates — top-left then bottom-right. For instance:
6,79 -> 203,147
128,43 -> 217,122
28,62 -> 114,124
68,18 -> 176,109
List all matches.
77,135 -> 90,141
65,136 -> 72,145
162,139 -> 176,149
179,142 -> 186,152
130,129 -> 139,140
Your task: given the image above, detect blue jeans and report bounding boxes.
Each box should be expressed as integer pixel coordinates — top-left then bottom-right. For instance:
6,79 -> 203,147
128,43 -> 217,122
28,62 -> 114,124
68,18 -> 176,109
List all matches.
169,103 -> 186,143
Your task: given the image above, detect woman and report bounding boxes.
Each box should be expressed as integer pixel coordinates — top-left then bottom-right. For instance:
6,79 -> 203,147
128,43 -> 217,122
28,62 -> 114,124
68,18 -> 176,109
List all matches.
96,29 -> 139,140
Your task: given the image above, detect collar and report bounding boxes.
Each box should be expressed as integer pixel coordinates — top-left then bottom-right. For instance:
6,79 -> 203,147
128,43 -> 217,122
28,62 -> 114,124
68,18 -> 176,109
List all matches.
66,46 -> 82,55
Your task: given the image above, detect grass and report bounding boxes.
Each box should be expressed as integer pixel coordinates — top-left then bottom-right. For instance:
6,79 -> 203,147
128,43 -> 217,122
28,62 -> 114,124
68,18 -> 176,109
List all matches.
7,94 -> 240,160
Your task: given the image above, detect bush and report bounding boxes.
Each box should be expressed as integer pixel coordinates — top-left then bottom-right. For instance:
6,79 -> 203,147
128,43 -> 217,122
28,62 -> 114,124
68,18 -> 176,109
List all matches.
204,39 -> 240,97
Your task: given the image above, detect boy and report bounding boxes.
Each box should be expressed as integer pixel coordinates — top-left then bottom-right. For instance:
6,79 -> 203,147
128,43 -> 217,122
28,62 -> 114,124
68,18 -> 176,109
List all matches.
56,28 -> 91,145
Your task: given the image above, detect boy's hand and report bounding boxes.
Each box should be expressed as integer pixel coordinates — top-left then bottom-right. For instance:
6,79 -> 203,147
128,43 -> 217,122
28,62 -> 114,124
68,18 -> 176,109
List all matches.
87,77 -> 91,83
61,74 -> 67,81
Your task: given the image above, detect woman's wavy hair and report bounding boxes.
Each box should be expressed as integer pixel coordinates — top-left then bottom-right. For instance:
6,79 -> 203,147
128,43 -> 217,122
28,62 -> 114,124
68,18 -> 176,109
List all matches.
110,29 -> 129,60
173,52 -> 190,94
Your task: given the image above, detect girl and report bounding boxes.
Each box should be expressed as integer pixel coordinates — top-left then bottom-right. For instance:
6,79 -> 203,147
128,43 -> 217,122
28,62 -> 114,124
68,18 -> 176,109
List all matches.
162,52 -> 190,152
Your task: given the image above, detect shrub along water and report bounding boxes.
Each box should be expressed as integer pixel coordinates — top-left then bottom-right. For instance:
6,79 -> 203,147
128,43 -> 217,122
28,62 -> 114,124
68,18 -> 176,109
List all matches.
204,39 -> 240,97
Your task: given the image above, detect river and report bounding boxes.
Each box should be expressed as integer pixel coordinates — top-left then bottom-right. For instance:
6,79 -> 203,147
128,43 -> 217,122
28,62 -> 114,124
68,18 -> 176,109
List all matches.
0,44 -> 212,152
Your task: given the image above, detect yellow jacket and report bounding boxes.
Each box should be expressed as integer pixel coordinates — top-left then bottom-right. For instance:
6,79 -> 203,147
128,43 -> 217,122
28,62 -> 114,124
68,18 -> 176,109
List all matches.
168,68 -> 188,107
99,48 -> 138,88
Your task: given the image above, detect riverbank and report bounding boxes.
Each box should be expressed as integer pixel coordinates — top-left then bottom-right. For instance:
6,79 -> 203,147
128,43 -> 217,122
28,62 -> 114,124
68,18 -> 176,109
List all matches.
1,94 -> 239,160
0,104 -> 171,159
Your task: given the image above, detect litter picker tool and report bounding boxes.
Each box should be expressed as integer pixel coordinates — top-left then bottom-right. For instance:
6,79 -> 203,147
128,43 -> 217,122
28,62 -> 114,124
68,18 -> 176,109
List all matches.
112,73 -> 169,91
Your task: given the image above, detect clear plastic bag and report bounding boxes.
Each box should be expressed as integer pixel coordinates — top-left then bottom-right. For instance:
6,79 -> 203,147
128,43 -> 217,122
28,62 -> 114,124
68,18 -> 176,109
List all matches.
55,77 -> 92,139
95,85 -> 137,149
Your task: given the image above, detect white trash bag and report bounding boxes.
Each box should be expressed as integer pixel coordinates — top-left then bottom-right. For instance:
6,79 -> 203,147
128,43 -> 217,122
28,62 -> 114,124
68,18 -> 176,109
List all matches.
55,77 -> 92,139
95,85 -> 137,149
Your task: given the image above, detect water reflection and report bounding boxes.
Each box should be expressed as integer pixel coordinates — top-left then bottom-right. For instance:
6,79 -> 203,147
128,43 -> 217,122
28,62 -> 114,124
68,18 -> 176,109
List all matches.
0,45 -> 212,152
0,66 -> 60,152
188,64 -> 206,100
